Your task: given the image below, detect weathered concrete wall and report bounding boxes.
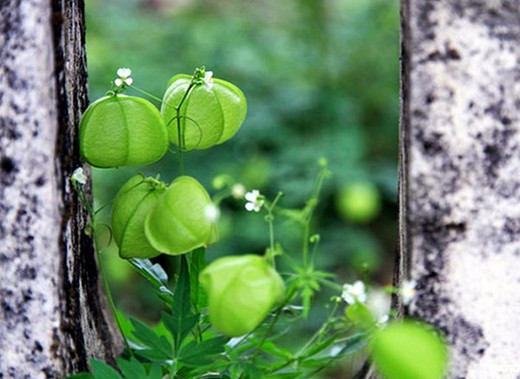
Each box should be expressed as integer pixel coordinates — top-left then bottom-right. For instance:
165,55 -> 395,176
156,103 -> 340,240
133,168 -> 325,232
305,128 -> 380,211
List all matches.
0,0 -> 121,376
400,1 -> 520,378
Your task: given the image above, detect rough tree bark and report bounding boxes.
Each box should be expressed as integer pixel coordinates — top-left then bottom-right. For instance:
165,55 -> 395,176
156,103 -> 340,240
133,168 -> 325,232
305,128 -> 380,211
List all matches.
0,0 -> 122,377
399,1 -> 520,378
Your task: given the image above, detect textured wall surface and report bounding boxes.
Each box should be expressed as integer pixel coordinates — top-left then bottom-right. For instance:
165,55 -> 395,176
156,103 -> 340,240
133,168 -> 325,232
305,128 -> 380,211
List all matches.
0,0 -> 63,376
401,1 -> 520,378
0,0 -> 121,376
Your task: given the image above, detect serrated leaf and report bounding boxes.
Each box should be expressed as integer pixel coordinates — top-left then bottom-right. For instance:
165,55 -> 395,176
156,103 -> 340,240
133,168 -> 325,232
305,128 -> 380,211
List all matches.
134,348 -> 172,362
162,312 -> 198,350
117,357 -> 147,379
128,258 -> 169,286
148,364 -> 163,379
90,359 -> 122,379
128,258 -> 173,305
190,247 -> 207,311
130,318 -> 172,360
171,255 -> 196,353
300,335 -> 337,358
178,336 -> 229,366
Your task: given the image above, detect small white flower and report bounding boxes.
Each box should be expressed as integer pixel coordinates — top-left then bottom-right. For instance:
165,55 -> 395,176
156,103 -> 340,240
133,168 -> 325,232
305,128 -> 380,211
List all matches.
204,70 -> 214,90
115,67 -> 133,87
231,183 -> 246,199
245,189 -> 264,212
204,203 -> 220,223
401,280 -> 417,305
71,167 -> 87,186
341,280 -> 367,304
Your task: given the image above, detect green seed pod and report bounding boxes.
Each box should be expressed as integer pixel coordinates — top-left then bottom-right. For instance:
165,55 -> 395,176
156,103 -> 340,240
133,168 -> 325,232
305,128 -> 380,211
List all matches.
144,176 -> 217,256
79,95 -> 169,168
112,174 -> 166,259
199,255 -> 285,337
161,74 -> 247,150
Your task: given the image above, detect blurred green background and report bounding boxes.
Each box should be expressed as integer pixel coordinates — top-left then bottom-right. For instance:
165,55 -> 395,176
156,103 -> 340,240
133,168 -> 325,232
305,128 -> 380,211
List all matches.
86,0 -> 399,370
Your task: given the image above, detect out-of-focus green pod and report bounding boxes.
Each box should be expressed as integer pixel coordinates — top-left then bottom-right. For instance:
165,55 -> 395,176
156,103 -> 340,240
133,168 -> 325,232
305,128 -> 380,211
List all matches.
199,254 -> 285,337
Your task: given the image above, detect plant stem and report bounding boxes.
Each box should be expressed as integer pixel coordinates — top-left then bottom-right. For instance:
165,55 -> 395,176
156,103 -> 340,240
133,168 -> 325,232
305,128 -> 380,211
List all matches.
295,300 -> 339,359
128,85 -> 166,106
266,191 -> 283,267
301,165 -> 328,267
251,304 -> 284,360
73,185 -> 133,356
174,83 -> 196,175
98,251 -> 134,356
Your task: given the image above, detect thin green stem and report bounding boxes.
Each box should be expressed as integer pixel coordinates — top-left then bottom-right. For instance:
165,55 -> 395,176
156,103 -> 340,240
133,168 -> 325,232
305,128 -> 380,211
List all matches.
265,191 -> 283,267
295,300 -> 339,359
251,298 -> 288,360
302,222 -> 311,267
301,165 -> 329,268
98,250 -> 134,356
309,238 -> 320,266
128,85 -> 165,106
73,185 -> 133,355
174,83 -> 196,175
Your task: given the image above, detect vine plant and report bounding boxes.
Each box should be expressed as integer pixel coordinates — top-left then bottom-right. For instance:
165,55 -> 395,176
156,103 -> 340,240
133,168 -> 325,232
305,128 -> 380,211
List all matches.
70,67 -> 448,379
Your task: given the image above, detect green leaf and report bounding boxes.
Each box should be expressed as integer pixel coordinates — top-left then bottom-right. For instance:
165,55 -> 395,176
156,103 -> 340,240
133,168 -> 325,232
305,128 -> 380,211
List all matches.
130,318 -> 173,361
134,349 -> 172,362
170,255 -> 196,353
345,302 -> 375,329
230,362 -> 264,379
190,247 -> 207,311
66,374 -> 93,379
90,359 -> 122,379
266,371 -> 302,379
128,258 -> 169,286
127,259 -> 173,305
250,338 -> 293,360
162,312 -> 198,352
116,357 -> 147,379
178,336 -> 229,366
299,357 -> 336,368
336,332 -> 368,356
370,320 -> 448,379
148,364 -> 163,379
300,335 -> 337,358
301,287 -> 314,318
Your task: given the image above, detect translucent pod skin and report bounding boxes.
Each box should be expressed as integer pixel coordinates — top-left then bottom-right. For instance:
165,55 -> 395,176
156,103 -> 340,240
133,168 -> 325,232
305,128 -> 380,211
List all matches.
80,95 -> 169,168
112,174 -> 166,259
144,176 -> 217,256
161,74 -> 247,150
199,255 -> 285,337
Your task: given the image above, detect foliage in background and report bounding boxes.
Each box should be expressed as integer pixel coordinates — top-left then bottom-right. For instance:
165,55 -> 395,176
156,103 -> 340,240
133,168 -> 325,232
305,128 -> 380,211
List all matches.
84,0 -> 402,375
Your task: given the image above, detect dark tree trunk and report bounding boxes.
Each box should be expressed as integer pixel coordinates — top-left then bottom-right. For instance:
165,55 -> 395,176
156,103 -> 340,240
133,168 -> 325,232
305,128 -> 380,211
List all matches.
0,0 -> 122,376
